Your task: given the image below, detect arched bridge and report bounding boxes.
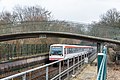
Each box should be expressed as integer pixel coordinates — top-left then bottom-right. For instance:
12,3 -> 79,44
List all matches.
0,31 -> 120,44
0,21 -> 119,43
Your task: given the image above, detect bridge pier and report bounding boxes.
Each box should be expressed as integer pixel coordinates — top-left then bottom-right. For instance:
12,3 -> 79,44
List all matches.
97,43 -> 104,53
97,42 -> 104,72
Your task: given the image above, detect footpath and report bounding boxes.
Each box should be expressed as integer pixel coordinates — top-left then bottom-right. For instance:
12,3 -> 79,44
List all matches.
72,59 -> 97,80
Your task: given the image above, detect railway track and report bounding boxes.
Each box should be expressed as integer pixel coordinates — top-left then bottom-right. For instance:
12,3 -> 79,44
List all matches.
0,62 -> 45,78
0,57 -> 48,78
1,52 -> 96,80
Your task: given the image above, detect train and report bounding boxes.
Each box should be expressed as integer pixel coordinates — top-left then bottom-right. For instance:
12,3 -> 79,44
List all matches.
49,44 -> 94,61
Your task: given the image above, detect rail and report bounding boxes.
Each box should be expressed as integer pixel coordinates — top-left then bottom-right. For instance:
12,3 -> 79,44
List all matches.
97,46 -> 107,80
1,51 -> 94,80
88,50 -> 97,63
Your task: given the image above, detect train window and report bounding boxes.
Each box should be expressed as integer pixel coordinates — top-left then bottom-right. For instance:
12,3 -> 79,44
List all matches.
69,48 -> 72,53
81,48 -> 84,51
66,47 -> 87,54
50,46 -> 63,55
72,48 -> 74,53
84,48 -> 89,51
67,48 -> 69,54
67,48 -> 73,54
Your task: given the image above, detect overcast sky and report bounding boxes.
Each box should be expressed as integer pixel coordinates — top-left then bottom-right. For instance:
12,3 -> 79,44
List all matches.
0,0 -> 120,23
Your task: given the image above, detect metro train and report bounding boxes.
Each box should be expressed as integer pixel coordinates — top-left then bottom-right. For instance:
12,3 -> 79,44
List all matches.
49,44 -> 94,61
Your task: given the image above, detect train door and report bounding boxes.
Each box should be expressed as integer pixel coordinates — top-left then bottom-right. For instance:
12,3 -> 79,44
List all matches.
64,48 -> 67,58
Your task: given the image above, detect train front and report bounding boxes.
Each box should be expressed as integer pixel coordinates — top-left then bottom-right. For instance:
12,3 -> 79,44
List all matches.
49,45 -> 64,61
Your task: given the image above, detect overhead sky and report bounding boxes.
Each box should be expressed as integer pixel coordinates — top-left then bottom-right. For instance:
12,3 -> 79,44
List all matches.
0,0 -> 120,23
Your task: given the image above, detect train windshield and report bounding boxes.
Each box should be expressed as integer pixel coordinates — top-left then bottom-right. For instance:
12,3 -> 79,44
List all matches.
50,46 -> 63,55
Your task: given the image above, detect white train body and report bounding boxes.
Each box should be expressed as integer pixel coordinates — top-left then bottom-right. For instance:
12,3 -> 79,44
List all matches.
49,44 -> 94,61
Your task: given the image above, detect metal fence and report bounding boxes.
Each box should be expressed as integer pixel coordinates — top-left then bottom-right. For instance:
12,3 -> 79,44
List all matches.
1,51 -> 96,80
0,43 -> 49,62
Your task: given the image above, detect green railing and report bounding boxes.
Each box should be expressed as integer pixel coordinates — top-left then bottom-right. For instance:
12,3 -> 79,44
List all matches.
97,46 -> 107,80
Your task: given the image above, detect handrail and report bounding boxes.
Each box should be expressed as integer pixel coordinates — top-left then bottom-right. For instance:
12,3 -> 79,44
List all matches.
97,46 -> 107,80
1,59 -> 64,80
97,54 -> 106,80
51,59 -> 84,80
1,52 -> 88,80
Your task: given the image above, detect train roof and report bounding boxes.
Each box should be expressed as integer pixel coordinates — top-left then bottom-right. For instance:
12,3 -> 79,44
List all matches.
50,44 -> 93,48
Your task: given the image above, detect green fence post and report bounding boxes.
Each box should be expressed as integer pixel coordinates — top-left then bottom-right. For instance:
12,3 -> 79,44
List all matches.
103,46 -> 107,80
97,46 -> 107,80
97,53 -> 104,72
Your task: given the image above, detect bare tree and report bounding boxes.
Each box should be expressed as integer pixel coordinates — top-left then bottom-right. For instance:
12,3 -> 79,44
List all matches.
99,8 -> 120,27
0,11 -> 17,24
0,5 -> 51,24
13,5 -> 51,22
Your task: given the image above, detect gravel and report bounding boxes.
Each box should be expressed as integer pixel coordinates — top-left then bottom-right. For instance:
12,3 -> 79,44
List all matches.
107,65 -> 120,80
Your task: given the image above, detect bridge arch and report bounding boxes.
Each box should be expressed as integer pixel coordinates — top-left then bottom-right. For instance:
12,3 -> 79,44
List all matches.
0,31 -> 120,44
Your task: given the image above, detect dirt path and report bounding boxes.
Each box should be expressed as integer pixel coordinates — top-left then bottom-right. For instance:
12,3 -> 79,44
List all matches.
72,64 -> 97,80
107,65 -> 120,80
